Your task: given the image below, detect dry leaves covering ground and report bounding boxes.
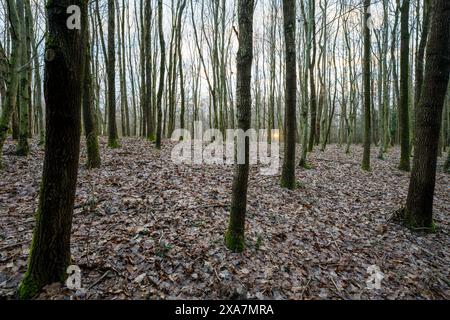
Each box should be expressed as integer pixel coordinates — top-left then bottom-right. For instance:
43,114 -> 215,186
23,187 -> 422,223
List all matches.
0,137 -> 449,300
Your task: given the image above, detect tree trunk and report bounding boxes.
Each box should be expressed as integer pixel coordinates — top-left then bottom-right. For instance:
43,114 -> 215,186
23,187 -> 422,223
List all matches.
18,0 -> 87,299
225,0 -> 254,253
83,24 -> 101,169
16,0 -> 30,156
155,0 -> 165,149
362,0 -> 372,171
398,0 -> 411,171
280,0 -> 297,190
299,0 -> 309,167
121,0 -> 130,136
404,0 -> 450,230
178,0 -> 187,132
0,0 -> 22,169
30,3 -> 44,145
307,0 -> 317,152
108,0 -> 119,148
413,0 -> 430,144
444,148 -> 450,173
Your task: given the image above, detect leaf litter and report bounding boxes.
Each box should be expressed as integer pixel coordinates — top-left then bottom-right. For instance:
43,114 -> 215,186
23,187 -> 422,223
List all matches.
0,137 -> 449,300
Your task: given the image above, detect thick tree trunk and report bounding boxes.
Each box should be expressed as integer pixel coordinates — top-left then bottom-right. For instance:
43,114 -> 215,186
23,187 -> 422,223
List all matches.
280,0 -> 297,190
18,0 -> 86,299
404,0 -> 450,230
225,0 -> 254,252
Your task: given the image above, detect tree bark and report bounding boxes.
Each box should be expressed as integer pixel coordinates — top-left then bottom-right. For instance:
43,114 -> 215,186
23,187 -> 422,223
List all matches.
280,0 -> 297,190
30,3 -> 44,145
108,0 -> 119,148
0,0 -> 22,168
178,0 -> 187,132
398,0 -> 411,171
155,0 -> 165,149
413,0 -> 430,147
404,0 -> 450,230
83,23 -> 101,169
18,0 -> 87,299
307,0 -> 317,152
362,0 -> 372,171
16,0 -> 30,156
225,0 -> 254,253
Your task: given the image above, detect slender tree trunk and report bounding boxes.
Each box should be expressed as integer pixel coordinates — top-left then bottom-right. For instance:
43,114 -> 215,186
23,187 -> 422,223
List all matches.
16,0 -> 30,156
404,0 -> 450,230
268,3 -> 276,144
178,0 -> 187,132
127,6 -> 138,136
225,0 -> 254,253
145,0 -> 154,139
399,0 -> 411,171
0,44 -> 6,106
139,0 -> 146,137
31,7 -> 44,145
413,0 -> 430,128
362,0 -> 372,171
108,0 -> 119,148
155,0 -> 165,149
299,0 -> 309,167
390,2 -> 400,146
280,0 -> 297,190
0,0 -> 22,168
381,0 -> 390,154
121,0 -> 130,136
116,0 -> 126,137
18,0 -> 87,299
83,24 -> 101,169
307,0 -> 317,152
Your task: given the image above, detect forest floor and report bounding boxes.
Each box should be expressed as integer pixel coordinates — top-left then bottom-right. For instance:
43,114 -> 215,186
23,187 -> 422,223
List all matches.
0,137 -> 449,300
